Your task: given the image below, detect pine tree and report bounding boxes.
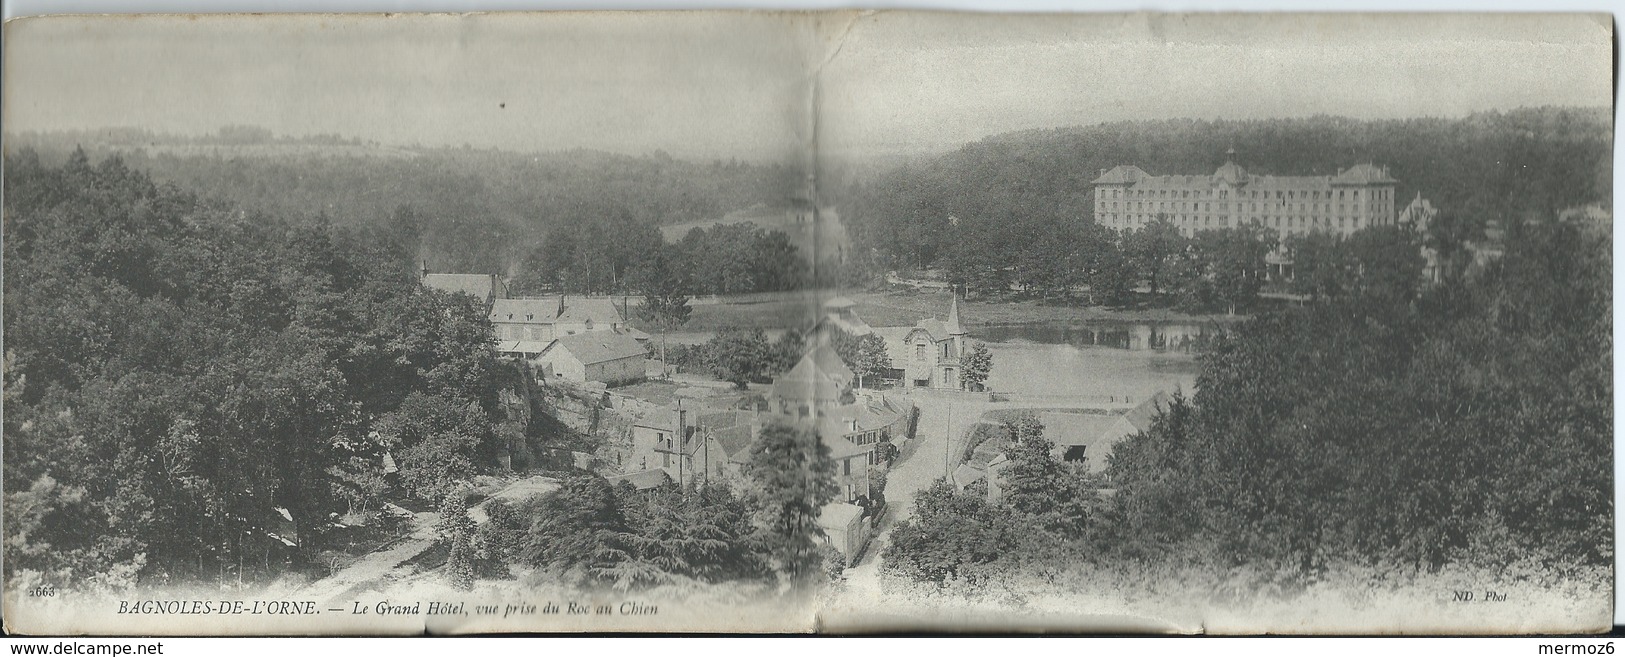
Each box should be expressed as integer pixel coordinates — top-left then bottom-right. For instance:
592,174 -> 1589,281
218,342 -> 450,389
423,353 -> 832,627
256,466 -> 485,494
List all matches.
742,420 -> 838,587
960,341 -> 992,392
438,491 -> 477,591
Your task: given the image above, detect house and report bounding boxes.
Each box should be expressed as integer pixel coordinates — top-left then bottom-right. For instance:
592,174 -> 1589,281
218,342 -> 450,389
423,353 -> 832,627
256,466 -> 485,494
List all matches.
818,502 -> 870,567
824,433 -> 872,503
490,296 -> 627,344
630,407 -> 757,487
767,347 -> 910,470
816,392 -> 910,466
1039,412 -> 1128,472
422,271 -> 507,307
534,332 -> 647,386
807,296 -> 873,343
768,346 -> 855,417
1041,391 -> 1171,474
1092,150 -> 1400,239
876,295 -> 968,390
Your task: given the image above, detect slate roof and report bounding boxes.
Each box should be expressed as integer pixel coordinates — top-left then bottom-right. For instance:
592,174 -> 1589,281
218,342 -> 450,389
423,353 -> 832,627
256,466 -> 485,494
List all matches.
491,299 -> 559,324
912,319 -> 951,342
608,469 -> 672,491
818,430 -> 869,460
1040,412 -> 1122,449
1213,161 -> 1249,185
424,274 -> 500,299
556,298 -> 625,327
490,297 -> 624,327
1091,165 -> 1149,185
822,398 -> 904,434
1123,390 -> 1172,433
1093,162 -> 1397,191
700,412 -> 757,464
953,463 -> 986,488
770,349 -> 852,403
1332,163 -> 1398,185
804,346 -> 855,385
496,340 -> 552,355
544,332 -> 647,366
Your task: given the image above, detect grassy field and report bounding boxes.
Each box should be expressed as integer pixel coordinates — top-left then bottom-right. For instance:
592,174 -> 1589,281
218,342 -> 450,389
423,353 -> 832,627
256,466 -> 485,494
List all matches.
627,288 -> 1248,335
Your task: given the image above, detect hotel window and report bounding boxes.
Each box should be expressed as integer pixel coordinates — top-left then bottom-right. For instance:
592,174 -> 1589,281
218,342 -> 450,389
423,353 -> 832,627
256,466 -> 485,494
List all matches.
843,459 -> 851,476
916,343 -> 926,360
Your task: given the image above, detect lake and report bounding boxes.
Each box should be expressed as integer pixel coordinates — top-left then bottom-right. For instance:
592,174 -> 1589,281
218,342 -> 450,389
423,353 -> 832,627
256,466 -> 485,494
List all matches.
974,322 -> 1210,401
976,322 -> 1224,353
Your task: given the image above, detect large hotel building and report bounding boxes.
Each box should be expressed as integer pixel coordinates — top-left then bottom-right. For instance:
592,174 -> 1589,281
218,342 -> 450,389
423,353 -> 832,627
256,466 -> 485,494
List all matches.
1090,151 -> 1399,240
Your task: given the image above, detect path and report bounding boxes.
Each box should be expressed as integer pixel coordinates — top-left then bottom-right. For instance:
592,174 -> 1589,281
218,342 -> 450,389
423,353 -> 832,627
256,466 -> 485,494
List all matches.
291,476 -> 560,606
840,391 -> 1110,596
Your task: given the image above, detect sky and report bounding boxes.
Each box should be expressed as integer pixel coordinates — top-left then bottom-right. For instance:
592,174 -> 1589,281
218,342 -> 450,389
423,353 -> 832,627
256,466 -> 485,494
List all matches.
3,11 -> 1613,161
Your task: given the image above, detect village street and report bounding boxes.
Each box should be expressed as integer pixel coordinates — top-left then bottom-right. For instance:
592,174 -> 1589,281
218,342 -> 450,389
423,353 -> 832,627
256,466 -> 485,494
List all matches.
840,389 -> 1117,597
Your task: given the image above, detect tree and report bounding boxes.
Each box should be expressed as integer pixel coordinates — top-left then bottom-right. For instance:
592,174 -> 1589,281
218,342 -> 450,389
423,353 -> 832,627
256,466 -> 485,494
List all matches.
375,392 -> 497,503
998,415 -> 1096,540
616,481 -> 768,586
632,246 -> 693,376
709,328 -> 773,389
1180,226 -> 1275,314
437,491 -> 476,591
848,334 -> 892,389
1421,210 -> 1485,284
959,341 -> 992,392
1125,219 -> 1185,298
741,420 -> 838,587
521,475 -> 634,587
1088,236 -> 1137,306
828,328 -> 891,388
882,479 -> 1018,586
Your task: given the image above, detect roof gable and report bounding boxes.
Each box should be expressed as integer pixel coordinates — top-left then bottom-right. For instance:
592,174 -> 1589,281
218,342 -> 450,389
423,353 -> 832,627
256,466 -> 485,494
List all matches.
1124,390 -> 1173,432
544,332 -> 647,365
1040,412 -> 1123,448
556,298 -> 625,326
491,298 -> 560,324
1092,165 -> 1149,185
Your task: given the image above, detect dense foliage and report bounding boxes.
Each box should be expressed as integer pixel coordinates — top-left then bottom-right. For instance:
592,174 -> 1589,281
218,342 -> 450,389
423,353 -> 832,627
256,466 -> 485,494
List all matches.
843,108 -> 1609,306
9,129 -> 803,278
884,214 -> 1611,597
475,419 -> 837,593
3,150 -> 509,589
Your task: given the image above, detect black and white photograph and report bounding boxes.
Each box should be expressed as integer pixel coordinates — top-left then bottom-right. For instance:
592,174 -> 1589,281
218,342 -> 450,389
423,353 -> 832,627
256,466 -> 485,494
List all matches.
0,10 -> 1613,635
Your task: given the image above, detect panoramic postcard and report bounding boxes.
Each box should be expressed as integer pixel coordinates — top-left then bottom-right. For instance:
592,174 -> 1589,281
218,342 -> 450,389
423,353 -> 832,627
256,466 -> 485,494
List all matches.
0,11 -> 1612,635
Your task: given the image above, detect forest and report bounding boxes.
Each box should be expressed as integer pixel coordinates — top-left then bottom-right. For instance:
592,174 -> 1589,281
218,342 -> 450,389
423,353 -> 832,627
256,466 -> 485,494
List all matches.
2,148 -> 522,589
882,209 -> 1611,602
839,107 -> 1611,302
1,150 -> 847,595
6,128 -> 805,279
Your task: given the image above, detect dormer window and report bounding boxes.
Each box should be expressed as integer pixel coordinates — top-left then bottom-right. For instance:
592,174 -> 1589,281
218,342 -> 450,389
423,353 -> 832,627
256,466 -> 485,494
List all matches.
526,314 -> 534,320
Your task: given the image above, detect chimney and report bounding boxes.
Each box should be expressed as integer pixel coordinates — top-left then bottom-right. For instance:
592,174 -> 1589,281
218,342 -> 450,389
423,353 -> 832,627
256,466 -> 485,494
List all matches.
1098,168 -> 1107,178
421,260 -> 429,279
557,295 -> 567,319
